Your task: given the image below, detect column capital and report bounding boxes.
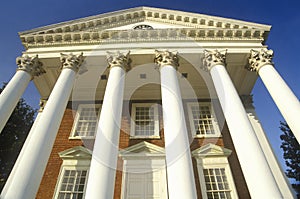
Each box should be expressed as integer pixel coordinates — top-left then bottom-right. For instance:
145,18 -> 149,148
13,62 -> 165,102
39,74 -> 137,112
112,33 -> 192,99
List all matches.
60,53 -> 84,72
154,50 -> 179,69
16,55 -> 45,78
247,49 -> 274,73
202,49 -> 227,72
106,51 -> 131,72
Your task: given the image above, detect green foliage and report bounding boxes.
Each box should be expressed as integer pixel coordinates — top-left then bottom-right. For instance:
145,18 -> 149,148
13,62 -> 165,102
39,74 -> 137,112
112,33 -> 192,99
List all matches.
280,121 -> 300,197
0,84 -> 36,191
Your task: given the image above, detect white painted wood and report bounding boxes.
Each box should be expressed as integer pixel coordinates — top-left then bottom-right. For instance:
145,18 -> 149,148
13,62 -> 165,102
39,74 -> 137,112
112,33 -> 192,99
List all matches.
0,70 -> 31,133
0,68 -> 77,199
85,66 -> 125,199
259,64 -> 300,144
160,65 -> 197,199
210,64 -> 282,198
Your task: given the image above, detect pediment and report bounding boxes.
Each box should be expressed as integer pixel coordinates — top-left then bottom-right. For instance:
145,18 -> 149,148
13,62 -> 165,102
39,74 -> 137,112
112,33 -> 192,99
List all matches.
119,141 -> 165,158
59,146 -> 92,160
19,7 -> 271,48
192,143 -> 232,158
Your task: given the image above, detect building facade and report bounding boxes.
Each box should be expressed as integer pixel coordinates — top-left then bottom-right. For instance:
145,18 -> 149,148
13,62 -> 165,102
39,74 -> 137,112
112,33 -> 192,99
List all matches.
1,7 -> 299,199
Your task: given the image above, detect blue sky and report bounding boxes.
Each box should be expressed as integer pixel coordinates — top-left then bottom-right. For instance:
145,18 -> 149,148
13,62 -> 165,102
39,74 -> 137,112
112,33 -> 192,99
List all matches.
0,0 -> 299,173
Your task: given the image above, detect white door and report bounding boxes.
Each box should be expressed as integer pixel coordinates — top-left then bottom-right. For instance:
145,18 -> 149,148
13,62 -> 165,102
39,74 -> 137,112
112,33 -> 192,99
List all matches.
124,168 -> 168,199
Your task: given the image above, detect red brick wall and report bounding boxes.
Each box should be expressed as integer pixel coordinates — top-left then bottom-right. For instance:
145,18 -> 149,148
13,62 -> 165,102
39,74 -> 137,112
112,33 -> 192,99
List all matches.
36,106 -> 84,199
36,101 -> 250,199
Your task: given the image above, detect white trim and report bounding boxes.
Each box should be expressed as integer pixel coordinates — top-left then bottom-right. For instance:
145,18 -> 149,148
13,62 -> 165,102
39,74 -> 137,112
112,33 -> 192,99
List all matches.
119,142 -> 167,199
130,103 -> 160,138
69,104 -> 101,139
53,166 -> 90,199
192,144 -> 238,199
53,146 -> 91,199
187,102 -> 221,138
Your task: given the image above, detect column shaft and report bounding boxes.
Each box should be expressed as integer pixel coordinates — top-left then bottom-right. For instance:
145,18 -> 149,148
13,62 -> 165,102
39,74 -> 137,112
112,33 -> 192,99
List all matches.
0,71 -> 31,132
259,64 -> 300,142
1,51 -> 82,199
210,64 -> 282,198
85,51 -> 130,199
159,64 -> 197,198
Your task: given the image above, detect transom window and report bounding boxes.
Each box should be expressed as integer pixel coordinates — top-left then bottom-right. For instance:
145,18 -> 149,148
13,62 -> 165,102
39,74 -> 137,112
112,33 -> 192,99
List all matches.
204,168 -> 232,199
187,103 -> 220,137
57,169 -> 88,199
71,104 -> 101,138
131,103 -> 159,138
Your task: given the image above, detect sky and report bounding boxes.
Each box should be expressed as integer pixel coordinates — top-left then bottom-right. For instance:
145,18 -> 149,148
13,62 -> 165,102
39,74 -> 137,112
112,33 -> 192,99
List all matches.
0,0 -> 299,177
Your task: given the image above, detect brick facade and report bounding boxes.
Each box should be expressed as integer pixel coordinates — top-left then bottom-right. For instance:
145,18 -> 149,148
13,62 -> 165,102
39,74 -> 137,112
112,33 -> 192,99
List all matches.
36,100 -> 250,199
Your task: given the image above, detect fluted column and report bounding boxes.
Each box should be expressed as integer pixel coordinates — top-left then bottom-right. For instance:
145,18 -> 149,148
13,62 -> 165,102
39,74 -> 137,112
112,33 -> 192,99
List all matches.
247,49 -> 300,143
155,50 -> 197,199
85,51 -> 131,199
0,53 -> 84,199
202,49 -> 281,198
0,55 -> 45,133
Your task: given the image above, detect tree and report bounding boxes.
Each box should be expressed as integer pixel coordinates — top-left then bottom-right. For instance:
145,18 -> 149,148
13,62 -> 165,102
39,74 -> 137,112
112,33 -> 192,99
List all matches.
280,121 -> 300,197
0,84 -> 36,191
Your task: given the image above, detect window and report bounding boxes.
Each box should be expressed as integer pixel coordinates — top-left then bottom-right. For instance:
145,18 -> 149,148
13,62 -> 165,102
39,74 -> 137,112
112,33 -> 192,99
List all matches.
54,146 -> 91,199
187,102 -> 220,137
57,169 -> 88,199
131,103 -> 159,138
204,168 -> 232,199
71,104 -> 101,138
192,144 -> 238,199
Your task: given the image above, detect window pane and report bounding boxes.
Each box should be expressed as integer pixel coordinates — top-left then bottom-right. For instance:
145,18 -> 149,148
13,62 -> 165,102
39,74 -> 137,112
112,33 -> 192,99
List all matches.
203,168 -> 232,199
190,104 -> 218,136
133,104 -> 158,137
74,106 -> 100,137
57,169 -> 88,199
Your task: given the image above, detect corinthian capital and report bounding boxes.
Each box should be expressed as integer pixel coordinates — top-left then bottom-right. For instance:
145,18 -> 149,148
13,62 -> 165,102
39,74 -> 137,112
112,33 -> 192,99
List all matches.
247,49 -> 274,73
154,50 -> 179,69
60,53 -> 84,72
202,50 -> 227,72
106,51 -> 131,72
16,55 -> 45,78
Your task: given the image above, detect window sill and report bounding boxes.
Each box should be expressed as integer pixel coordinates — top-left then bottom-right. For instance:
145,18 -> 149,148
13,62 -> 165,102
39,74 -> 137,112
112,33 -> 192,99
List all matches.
130,136 -> 161,139
69,136 -> 95,140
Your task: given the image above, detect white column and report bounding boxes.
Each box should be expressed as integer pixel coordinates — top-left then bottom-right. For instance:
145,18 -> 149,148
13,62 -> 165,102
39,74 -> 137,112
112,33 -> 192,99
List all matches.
202,50 -> 282,198
155,50 -> 197,199
0,53 -> 84,199
85,51 -> 131,199
248,49 -> 300,143
1,100 -> 45,196
0,55 -> 44,133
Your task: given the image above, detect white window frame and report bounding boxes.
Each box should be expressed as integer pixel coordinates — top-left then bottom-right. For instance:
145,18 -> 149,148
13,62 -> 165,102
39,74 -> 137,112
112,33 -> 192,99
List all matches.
187,102 -> 221,138
53,146 -> 91,199
53,166 -> 89,199
70,104 -> 101,139
192,144 -> 238,199
130,103 -> 160,138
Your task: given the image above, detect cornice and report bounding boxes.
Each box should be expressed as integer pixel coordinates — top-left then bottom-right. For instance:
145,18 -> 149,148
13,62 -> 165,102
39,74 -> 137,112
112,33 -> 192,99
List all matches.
19,7 -> 271,49
21,28 -> 266,49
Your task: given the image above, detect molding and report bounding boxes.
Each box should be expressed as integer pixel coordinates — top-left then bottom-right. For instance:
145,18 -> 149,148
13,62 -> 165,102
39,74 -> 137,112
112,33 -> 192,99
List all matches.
106,51 -> 131,71
154,50 -> 179,69
60,52 -> 85,72
16,55 -> 45,78
58,146 -> 92,160
119,141 -> 165,159
202,49 -> 227,71
19,7 -> 271,49
192,143 -> 232,158
247,48 -> 274,73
